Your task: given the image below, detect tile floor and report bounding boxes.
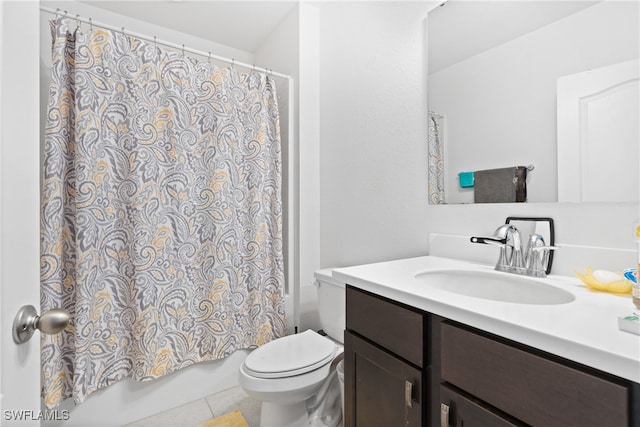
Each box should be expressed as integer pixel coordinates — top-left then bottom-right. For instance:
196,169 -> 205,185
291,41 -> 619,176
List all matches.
123,386 -> 261,427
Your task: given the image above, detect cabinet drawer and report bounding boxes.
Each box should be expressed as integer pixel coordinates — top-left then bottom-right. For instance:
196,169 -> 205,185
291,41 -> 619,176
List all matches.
346,286 -> 423,367
441,323 -> 630,427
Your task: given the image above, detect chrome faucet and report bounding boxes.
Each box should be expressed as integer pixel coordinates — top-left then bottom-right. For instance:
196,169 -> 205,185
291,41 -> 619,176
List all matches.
471,224 -> 557,278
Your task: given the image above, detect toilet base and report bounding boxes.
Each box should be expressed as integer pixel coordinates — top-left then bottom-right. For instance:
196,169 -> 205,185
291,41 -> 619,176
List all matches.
260,401 -> 308,427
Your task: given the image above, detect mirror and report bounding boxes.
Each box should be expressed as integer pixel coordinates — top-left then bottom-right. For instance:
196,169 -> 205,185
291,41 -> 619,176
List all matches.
427,1 -> 639,204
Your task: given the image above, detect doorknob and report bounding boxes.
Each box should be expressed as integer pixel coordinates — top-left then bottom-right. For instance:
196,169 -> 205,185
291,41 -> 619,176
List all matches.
12,305 -> 70,344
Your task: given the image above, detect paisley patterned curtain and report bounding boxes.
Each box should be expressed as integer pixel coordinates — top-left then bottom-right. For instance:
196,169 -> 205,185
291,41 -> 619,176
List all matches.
428,113 -> 445,204
41,19 -> 286,407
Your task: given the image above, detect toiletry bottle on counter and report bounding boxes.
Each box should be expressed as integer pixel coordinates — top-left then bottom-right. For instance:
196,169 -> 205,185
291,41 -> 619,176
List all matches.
634,225 -> 640,312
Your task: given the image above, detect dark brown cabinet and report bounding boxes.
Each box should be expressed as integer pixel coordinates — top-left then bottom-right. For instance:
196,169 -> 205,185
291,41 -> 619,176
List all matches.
344,287 -> 426,427
344,285 -> 640,427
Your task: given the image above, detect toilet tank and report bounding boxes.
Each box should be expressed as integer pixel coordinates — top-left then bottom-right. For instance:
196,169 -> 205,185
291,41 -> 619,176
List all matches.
313,268 -> 346,344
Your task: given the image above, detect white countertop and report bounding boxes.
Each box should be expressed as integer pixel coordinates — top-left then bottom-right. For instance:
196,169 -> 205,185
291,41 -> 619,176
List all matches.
333,256 -> 640,383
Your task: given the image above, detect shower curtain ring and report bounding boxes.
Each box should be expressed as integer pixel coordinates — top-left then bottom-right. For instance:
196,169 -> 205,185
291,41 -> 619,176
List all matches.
75,14 -> 81,31
182,44 -> 185,57
231,58 -> 235,69
89,17 -> 93,32
208,52 -> 212,64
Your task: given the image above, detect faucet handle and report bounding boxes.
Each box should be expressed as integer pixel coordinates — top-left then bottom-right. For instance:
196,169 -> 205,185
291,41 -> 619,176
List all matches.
525,234 -> 545,268
470,236 -> 507,245
525,235 -> 558,277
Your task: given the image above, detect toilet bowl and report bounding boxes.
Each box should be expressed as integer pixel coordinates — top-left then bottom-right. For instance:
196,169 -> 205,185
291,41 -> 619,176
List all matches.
239,330 -> 344,427
239,269 -> 345,427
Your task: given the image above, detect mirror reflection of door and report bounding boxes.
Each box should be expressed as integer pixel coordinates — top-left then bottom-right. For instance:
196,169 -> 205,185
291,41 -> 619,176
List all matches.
557,59 -> 639,203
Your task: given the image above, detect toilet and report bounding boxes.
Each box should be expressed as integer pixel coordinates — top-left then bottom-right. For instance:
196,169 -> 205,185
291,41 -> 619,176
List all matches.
239,269 -> 346,427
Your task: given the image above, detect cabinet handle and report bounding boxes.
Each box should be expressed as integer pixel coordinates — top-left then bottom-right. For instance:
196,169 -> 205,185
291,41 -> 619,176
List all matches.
440,403 -> 450,427
404,380 -> 413,408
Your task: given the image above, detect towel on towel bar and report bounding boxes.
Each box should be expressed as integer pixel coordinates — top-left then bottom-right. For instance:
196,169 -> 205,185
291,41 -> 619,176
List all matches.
474,166 -> 527,203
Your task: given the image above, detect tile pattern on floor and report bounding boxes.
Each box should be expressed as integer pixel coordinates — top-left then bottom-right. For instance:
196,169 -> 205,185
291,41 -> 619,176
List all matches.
123,386 -> 261,427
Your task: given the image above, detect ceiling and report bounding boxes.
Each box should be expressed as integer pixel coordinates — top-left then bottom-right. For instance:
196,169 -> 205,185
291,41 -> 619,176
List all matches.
80,1 -> 299,52
428,1 -> 601,74
78,1 -> 603,72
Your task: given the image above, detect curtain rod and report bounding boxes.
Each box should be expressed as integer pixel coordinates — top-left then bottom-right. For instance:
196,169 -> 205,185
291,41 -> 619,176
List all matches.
39,6 -> 292,81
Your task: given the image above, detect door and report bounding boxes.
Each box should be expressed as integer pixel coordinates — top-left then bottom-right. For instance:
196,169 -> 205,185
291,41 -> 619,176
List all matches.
344,331 -> 423,427
1,1 -> 42,425
557,59 -> 639,203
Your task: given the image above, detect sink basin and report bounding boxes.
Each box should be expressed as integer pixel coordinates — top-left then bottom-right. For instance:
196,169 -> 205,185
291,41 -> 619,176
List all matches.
415,269 -> 575,305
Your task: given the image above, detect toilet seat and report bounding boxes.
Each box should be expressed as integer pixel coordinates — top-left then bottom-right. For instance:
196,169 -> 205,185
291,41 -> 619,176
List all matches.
244,330 -> 336,379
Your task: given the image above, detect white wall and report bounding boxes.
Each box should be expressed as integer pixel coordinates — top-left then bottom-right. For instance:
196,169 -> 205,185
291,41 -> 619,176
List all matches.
429,1 -> 639,204
297,3 -> 322,332
318,1 -> 431,269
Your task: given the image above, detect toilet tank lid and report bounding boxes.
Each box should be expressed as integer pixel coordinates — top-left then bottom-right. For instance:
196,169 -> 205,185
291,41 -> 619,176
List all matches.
313,268 -> 345,288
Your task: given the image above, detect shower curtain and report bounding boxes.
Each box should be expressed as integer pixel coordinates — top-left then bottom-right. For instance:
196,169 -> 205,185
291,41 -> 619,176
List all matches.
428,113 -> 445,204
41,19 -> 286,407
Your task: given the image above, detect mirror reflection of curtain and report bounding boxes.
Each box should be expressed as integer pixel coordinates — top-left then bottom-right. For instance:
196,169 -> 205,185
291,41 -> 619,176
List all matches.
428,112 -> 445,204
41,18 -> 286,407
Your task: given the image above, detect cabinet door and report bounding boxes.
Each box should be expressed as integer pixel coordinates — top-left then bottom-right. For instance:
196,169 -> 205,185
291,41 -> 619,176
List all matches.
440,385 -> 523,427
345,331 -> 422,427
441,323 -> 630,427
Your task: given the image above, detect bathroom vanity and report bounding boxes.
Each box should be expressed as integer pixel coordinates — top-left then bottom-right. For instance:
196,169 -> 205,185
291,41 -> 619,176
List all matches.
335,256 -> 640,427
